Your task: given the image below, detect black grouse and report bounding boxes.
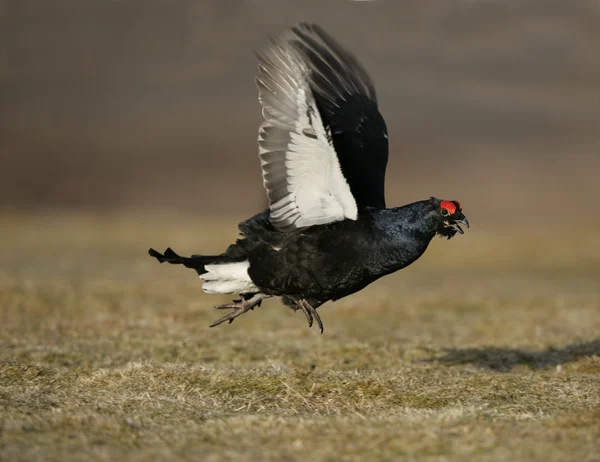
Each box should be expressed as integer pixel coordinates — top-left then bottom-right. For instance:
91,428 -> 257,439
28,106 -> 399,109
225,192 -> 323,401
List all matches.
149,23 -> 469,333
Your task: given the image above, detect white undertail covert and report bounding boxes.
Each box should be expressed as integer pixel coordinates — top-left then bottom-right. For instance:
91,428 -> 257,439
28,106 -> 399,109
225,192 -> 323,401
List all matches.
200,261 -> 259,294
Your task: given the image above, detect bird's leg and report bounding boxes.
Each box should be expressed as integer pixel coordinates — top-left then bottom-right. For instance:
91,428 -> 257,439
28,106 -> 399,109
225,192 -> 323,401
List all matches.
296,299 -> 324,334
210,293 -> 269,328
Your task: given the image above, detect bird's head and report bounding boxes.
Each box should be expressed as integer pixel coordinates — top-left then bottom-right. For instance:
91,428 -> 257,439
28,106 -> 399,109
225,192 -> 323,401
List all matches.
431,198 -> 469,239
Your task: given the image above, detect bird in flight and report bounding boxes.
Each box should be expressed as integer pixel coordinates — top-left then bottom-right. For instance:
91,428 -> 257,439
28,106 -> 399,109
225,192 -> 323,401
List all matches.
149,23 -> 469,333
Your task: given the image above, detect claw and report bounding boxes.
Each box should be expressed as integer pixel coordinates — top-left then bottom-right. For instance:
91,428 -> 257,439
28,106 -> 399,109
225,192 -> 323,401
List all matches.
209,294 -> 267,328
215,303 -> 240,310
296,299 -> 324,334
297,301 -> 313,327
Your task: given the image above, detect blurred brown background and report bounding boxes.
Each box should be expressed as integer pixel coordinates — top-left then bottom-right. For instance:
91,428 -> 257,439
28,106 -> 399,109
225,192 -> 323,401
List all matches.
1,0 -> 599,227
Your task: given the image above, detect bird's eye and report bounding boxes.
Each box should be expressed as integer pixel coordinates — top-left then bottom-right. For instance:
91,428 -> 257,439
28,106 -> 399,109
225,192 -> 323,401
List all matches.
441,208 -> 450,217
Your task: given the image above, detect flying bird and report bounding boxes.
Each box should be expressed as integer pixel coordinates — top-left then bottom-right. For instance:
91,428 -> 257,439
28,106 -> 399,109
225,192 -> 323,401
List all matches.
149,23 -> 469,332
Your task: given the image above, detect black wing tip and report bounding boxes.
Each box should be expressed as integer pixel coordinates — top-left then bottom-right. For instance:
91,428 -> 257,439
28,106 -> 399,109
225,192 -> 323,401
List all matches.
293,22 -> 320,34
291,23 -> 333,47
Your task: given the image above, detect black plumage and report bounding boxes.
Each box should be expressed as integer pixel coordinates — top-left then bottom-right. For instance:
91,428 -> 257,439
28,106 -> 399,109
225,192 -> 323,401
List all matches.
149,24 -> 469,332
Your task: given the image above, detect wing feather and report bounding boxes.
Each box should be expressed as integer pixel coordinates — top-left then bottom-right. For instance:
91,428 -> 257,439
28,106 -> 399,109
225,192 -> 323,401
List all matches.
256,35 -> 358,232
290,23 -> 388,209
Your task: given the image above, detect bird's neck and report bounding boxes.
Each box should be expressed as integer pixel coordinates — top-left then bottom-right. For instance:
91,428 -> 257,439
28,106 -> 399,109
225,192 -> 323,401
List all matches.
372,201 -> 438,237
368,202 -> 437,272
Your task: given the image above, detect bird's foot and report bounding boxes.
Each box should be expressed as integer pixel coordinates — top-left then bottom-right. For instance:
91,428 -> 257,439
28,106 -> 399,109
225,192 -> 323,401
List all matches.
210,293 -> 267,328
296,299 -> 323,334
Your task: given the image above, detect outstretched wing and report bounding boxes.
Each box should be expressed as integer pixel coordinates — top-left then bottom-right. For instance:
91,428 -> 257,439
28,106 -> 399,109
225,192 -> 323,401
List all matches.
291,23 -> 388,210
256,32 -> 358,232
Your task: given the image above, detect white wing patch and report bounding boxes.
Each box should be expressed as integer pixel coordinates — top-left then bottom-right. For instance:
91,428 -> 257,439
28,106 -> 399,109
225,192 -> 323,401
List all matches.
256,37 -> 358,232
201,261 -> 259,294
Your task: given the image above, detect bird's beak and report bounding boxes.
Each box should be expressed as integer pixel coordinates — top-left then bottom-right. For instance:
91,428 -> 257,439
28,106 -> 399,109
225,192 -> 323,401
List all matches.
455,214 -> 469,229
450,213 -> 470,234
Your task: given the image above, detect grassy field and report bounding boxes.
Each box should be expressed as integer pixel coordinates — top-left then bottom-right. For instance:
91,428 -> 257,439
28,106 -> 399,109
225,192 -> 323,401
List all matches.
1,212 -> 599,461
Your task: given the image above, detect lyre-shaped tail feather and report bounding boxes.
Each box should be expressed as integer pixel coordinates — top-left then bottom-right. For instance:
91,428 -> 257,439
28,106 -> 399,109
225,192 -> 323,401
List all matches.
148,247 -> 230,275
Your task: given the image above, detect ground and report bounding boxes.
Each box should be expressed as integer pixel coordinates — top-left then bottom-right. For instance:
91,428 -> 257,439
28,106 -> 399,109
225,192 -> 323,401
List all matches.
1,212 -> 599,461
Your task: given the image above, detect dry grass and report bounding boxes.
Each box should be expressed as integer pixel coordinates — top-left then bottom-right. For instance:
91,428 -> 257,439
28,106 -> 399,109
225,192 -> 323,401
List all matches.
1,212 -> 599,461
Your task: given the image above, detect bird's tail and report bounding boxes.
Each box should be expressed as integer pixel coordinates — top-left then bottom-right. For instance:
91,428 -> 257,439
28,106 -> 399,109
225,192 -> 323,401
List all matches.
148,247 -> 232,275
